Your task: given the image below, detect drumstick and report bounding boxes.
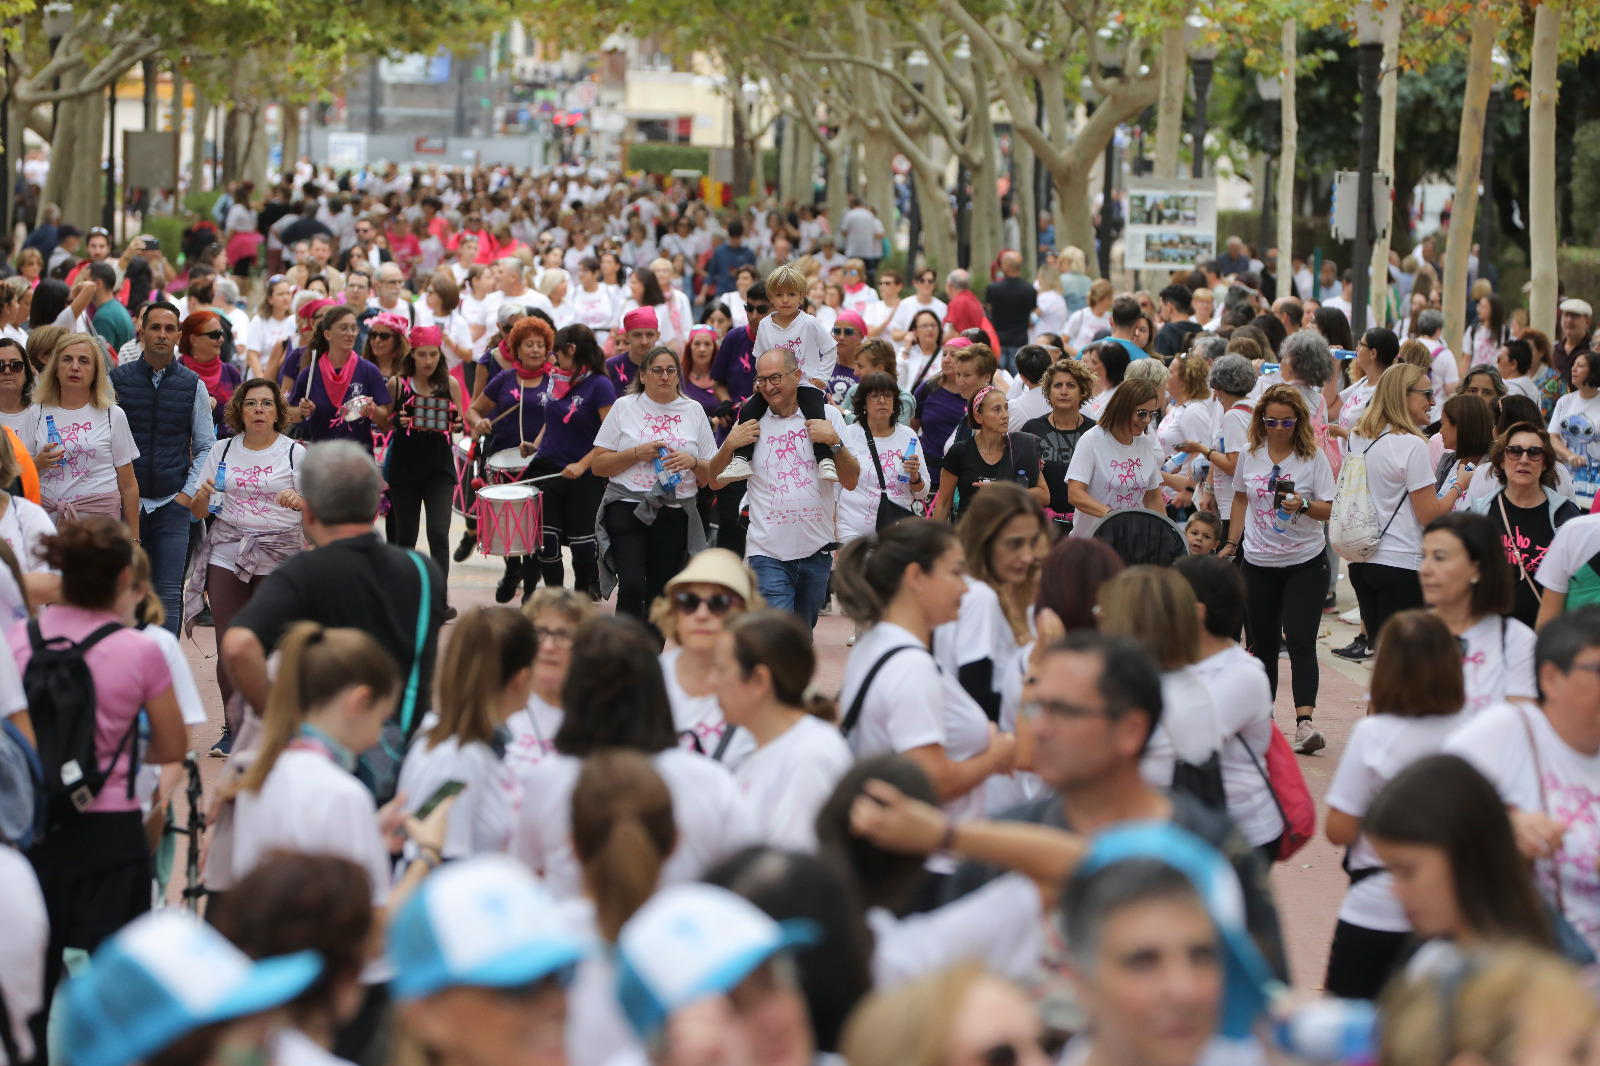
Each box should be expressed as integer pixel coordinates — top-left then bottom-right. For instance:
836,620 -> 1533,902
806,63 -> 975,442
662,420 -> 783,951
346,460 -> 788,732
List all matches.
507,471 -> 570,486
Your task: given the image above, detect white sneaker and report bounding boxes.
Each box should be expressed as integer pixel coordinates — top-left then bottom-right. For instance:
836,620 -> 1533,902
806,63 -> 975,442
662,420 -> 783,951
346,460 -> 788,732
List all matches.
1292,720 -> 1327,755
721,456 -> 753,481
818,457 -> 839,482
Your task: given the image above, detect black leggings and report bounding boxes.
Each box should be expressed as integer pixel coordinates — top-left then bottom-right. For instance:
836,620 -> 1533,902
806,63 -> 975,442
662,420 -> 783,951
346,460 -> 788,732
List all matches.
528,458 -> 603,593
1348,561 -> 1425,649
734,387 -> 829,463
1324,919 -> 1410,1000
715,480 -> 748,557
390,467 -> 455,579
604,501 -> 689,624
1242,553 -> 1330,710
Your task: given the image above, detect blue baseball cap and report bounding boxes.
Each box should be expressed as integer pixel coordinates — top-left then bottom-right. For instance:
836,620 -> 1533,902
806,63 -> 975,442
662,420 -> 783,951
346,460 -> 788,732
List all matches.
1076,822 -> 1281,1039
62,911 -> 322,1066
615,883 -> 817,1039
388,855 -> 592,1001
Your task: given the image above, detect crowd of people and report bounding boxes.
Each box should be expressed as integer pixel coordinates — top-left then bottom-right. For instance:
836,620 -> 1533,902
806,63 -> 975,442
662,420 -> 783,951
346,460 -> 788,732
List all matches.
1,162 -> 1599,1066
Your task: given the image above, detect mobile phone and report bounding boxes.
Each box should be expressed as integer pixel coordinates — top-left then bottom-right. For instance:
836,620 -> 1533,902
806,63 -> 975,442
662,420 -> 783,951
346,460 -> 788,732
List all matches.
1332,347 -> 1357,361
1272,477 -> 1295,510
137,234 -> 159,253
416,780 -> 465,818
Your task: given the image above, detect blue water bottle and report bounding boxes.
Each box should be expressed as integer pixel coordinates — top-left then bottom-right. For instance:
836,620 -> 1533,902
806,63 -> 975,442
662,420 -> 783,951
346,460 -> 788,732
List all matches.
44,414 -> 62,449
898,437 -> 917,484
1271,998 -> 1377,1065
210,461 -> 226,515
654,447 -> 681,495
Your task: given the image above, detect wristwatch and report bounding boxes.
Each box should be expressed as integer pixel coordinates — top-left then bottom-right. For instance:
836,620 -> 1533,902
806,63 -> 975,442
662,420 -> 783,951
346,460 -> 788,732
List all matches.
829,441 -> 844,455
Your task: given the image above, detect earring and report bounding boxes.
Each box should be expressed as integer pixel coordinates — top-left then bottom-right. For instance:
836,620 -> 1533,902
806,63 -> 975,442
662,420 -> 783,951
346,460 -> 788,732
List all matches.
1470,577 -> 1479,584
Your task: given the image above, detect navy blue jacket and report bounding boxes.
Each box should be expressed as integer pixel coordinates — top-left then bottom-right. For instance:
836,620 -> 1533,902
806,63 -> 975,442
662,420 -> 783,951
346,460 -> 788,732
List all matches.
110,356 -> 204,499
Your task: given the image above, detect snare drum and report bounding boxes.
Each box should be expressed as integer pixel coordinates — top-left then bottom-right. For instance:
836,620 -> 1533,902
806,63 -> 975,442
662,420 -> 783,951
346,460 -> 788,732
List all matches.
486,448 -> 529,484
452,437 -> 475,516
476,485 -> 542,557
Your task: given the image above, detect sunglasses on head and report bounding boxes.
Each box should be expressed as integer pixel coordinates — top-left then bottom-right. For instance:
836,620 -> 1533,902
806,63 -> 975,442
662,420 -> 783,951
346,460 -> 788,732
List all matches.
1505,444 -> 1546,460
673,590 -> 741,616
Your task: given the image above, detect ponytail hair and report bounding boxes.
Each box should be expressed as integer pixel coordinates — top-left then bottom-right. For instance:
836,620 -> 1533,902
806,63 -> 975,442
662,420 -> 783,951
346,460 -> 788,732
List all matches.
571,750 -> 676,941
833,520 -> 957,626
727,610 -> 836,722
429,607 -> 537,749
233,623 -> 400,796
128,545 -> 165,629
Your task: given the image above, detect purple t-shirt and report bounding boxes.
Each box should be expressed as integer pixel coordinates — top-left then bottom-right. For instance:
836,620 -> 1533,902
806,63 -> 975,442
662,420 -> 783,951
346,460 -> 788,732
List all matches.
278,345 -> 306,389
483,369 -> 549,454
683,376 -> 723,444
824,366 -> 858,409
538,372 -> 617,466
711,326 -> 758,406
916,384 -> 967,489
290,356 -> 394,448
605,352 -> 642,391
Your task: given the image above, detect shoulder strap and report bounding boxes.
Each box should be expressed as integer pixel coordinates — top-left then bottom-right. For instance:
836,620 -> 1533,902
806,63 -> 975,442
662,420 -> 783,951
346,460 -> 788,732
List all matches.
398,552 -> 432,739
1513,703 -> 1563,915
76,622 -> 124,655
711,725 -> 739,762
908,349 -> 937,394
220,437 -> 234,464
863,428 -> 888,491
840,645 -> 918,737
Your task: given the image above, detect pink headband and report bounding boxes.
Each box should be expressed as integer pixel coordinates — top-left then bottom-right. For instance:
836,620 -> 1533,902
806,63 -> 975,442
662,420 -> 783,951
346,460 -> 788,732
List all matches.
972,385 -> 999,411
408,326 -> 443,347
369,312 -> 411,339
623,307 -> 658,332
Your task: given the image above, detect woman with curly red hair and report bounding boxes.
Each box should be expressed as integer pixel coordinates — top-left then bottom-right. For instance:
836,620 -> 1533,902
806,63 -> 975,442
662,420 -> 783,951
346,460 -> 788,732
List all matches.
180,310 -> 244,434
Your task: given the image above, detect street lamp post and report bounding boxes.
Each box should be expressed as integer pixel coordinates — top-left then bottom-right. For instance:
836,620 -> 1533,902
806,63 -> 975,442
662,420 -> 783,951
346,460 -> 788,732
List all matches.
906,50 -> 928,273
1186,17 -> 1220,180
1256,74 -> 1282,257
1350,2 -> 1384,337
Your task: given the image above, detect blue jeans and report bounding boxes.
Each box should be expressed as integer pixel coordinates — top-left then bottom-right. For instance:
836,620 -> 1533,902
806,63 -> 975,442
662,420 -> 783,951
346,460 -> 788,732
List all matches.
999,345 -> 1022,374
747,551 -> 833,630
142,499 -> 191,635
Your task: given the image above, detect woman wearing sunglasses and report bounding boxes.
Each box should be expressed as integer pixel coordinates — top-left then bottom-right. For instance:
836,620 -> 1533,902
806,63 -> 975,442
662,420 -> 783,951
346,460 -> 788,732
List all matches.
0,335 -> 35,438
1064,378 -> 1164,539
1220,385 -> 1334,753
179,311 -> 243,433
647,549 -> 763,769
1468,422 -> 1583,630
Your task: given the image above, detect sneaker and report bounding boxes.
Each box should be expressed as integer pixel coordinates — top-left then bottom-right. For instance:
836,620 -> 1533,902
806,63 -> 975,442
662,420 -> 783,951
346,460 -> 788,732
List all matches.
1293,720 -> 1327,755
209,726 -> 233,759
818,457 -> 839,482
721,456 -> 753,481
494,564 -> 521,604
453,530 -> 477,563
1332,633 -> 1372,661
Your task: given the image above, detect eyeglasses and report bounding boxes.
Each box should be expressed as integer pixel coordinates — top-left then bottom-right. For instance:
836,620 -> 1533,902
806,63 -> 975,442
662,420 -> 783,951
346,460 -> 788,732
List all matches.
646,365 -> 679,377
832,326 -> 858,337
1504,445 -> 1547,460
1410,387 -> 1435,402
196,330 -> 225,341
533,626 -> 575,647
1132,408 -> 1159,422
241,398 -> 276,410
755,371 -> 793,387
1262,417 -> 1297,429
1566,660 -> 1600,679
916,276 -> 936,284
673,590 -> 742,616
1021,697 -> 1110,721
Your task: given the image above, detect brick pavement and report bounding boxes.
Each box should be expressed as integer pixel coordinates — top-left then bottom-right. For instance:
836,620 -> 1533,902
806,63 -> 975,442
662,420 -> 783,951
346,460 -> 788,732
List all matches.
171,515 -> 1374,990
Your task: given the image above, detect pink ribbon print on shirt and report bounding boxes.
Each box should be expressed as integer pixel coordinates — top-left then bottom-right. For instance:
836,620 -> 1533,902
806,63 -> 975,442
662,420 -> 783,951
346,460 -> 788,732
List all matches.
227,463 -> 282,521
1536,769 -> 1600,942
1105,456 -> 1147,510
51,420 -> 97,485
635,411 -> 688,489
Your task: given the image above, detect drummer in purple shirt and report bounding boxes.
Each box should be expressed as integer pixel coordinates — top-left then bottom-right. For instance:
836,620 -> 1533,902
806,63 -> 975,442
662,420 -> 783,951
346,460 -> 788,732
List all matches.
527,323 -> 615,600
605,306 -> 658,391
288,304 -> 392,451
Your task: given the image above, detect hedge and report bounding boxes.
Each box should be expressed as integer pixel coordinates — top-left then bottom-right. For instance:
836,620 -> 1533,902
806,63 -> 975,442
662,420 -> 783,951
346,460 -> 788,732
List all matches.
625,143 -> 710,176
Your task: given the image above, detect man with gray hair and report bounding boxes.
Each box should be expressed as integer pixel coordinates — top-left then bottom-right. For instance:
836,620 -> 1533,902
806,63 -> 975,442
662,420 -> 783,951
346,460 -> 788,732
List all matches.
222,441 -> 448,770
942,268 -> 987,343
1413,307 -> 1459,398
497,255 -> 555,320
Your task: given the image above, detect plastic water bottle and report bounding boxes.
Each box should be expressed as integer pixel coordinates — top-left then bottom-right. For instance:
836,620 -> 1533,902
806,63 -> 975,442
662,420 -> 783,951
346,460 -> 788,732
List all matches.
1163,453 -> 1185,474
44,414 -> 62,449
1271,998 -> 1377,1065
210,462 -> 226,515
1272,498 -> 1292,533
897,437 -> 917,484
654,447 -> 682,495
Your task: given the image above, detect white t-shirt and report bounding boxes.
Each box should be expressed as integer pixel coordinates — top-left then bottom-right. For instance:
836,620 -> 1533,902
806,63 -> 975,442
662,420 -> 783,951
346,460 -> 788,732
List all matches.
1446,701 -> 1600,952
396,717 -> 515,862
1064,424 -> 1162,537
1232,446 -> 1335,566
1192,645 -> 1285,848
1063,308 -> 1110,353
1347,432 -> 1435,569
1008,387 -> 1052,431
733,714 -> 853,852
899,347 -> 941,393
889,297 -> 946,338
27,404 -> 139,506
841,622 -> 994,825
661,646 -> 756,769
272,1027 -> 357,1066
593,393 -> 716,503
743,404 -> 847,562
1327,713 -> 1464,931
0,495 -> 53,573
245,314 -> 296,358
1540,513 -> 1600,597
1427,343 -> 1461,400
837,423 -> 923,543
228,749 -> 391,907
754,310 -> 837,382
1458,614 -> 1537,718
1505,376 -> 1542,405
510,747 -> 757,899
1212,403 -> 1254,520
198,435 -> 304,571
868,873 -> 1043,990
504,693 -> 563,779
570,285 -> 619,336
562,900 -> 641,1066
1033,291 -> 1068,340
0,846 -> 46,1065
1337,378 -> 1377,443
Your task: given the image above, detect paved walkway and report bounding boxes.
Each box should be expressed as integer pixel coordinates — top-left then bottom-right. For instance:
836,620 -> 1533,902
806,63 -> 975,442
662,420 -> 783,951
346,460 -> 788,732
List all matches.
170,515 -> 1374,990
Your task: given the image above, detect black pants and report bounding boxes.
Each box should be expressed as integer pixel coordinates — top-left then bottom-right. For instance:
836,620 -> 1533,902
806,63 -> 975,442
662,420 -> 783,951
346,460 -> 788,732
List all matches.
390,467 -> 455,579
715,481 -> 748,557
1324,919 -> 1410,1000
604,501 -> 689,624
1348,561 -> 1424,649
734,387 -> 829,465
1242,553 -> 1329,710
529,459 -> 603,593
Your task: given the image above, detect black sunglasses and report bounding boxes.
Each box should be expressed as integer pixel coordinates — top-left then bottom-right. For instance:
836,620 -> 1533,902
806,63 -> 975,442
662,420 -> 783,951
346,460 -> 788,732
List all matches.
672,590 -> 741,616
745,303 -> 772,315
0,359 -> 25,374
196,330 -> 225,341
1504,445 -> 1547,460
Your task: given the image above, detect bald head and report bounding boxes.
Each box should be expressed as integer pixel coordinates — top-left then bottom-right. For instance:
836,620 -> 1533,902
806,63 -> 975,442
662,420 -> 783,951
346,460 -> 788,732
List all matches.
1000,250 -> 1023,276
754,347 -> 800,414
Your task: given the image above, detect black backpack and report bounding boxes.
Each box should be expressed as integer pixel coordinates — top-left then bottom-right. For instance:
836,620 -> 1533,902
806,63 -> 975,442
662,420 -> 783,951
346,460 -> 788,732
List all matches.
23,619 -> 137,838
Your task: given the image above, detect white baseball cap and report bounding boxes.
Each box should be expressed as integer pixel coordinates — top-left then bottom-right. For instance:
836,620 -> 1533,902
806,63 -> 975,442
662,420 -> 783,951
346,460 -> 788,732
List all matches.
388,856 -> 592,1001
615,883 -> 817,1038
